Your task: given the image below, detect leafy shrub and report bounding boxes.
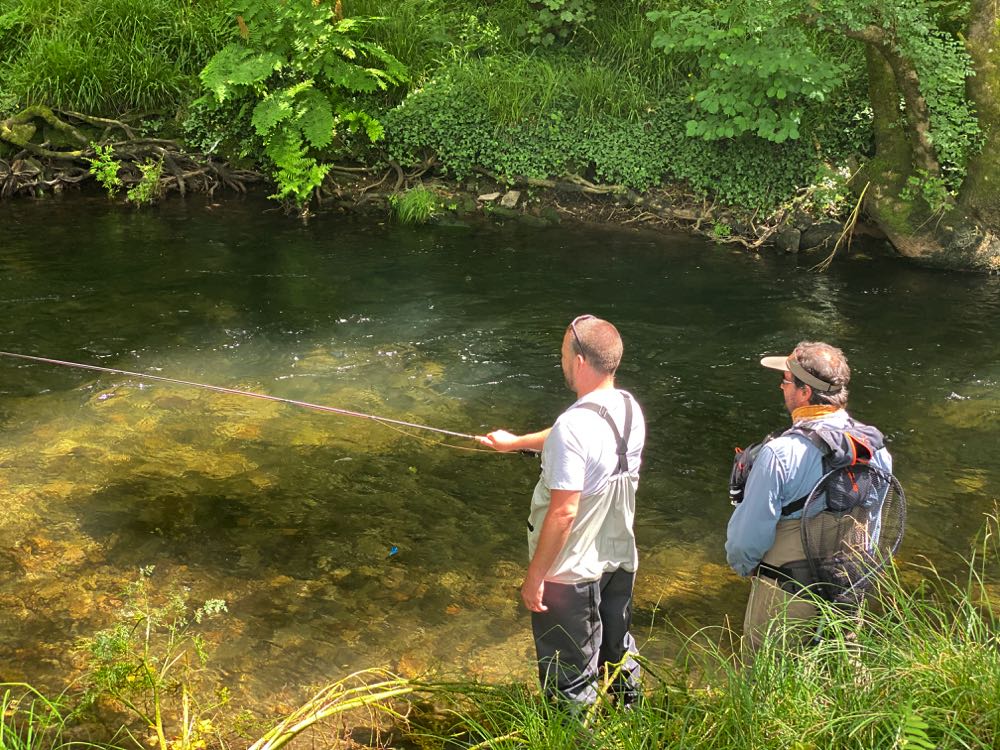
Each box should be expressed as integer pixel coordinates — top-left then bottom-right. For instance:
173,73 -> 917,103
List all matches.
87,143 -> 123,197
196,0 -> 407,207
648,5 -> 845,143
82,567 -> 228,750
647,0 -> 977,186
518,0 -> 596,47
384,70 -> 820,210
127,158 -> 164,205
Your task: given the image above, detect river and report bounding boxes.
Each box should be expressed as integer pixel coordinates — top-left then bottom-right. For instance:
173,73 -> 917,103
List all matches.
1,195 -> 998,707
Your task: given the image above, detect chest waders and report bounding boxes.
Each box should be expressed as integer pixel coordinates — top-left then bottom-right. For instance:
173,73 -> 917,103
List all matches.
526,392 -> 638,583
528,391 -> 643,706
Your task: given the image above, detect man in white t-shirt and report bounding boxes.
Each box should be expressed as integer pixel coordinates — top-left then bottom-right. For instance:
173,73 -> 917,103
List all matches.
477,315 -> 646,707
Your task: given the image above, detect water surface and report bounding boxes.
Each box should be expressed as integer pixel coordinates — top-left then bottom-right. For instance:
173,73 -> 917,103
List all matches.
1,195 -> 998,704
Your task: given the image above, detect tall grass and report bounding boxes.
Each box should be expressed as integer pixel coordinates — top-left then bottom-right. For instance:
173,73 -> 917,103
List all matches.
346,0 -> 679,120
438,54 -> 658,127
408,515 -> 1000,749
0,683 -> 92,750
0,0 -> 236,114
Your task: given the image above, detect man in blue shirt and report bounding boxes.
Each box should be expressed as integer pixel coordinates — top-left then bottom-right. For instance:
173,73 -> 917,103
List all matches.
726,341 -> 892,652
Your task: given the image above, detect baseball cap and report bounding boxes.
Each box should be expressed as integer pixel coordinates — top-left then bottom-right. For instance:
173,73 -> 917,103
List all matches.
760,353 -> 843,393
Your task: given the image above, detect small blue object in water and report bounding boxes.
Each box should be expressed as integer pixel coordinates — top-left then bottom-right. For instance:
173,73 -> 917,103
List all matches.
389,545 -> 399,557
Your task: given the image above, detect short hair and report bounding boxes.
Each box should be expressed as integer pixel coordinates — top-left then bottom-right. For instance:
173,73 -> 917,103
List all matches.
568,317 -> 623,376
792,341 -> 850,408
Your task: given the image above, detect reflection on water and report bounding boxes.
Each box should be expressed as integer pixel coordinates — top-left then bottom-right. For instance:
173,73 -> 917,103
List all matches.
1,195 -> 999,706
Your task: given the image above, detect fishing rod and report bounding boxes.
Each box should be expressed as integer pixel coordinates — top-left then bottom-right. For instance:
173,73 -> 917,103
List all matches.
0,350 -> 480,442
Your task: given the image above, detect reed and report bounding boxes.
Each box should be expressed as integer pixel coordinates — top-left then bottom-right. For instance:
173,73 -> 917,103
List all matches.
390,185 -> 440,224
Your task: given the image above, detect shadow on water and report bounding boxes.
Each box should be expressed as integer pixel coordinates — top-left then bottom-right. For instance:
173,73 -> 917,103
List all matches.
1,195 -> 999,708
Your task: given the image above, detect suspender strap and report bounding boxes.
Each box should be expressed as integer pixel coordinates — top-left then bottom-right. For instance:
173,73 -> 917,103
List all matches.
779,430 -> 829,516
574,393 -> 633,474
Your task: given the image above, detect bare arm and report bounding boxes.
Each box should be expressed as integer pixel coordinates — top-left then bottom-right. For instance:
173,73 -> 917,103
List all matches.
521,488 -> 580,612
476,427 -> 551,453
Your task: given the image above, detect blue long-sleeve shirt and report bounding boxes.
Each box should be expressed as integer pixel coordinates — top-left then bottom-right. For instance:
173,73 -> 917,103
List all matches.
725,410 -> 892,577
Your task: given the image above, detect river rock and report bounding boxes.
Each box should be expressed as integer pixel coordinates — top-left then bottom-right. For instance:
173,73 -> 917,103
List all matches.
477,192 -> 501,202
776,227 -> 801,254
500,190 -> 520,209
801,221 -> 843,250
517,213 -> 551,228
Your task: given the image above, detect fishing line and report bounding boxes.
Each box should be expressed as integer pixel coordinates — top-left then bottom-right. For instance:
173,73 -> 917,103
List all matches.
0,350 -> 505,451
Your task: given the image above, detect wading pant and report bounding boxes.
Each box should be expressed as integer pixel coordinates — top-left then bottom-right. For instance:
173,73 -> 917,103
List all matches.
743,518 -> 819,655
531,568 -> 641,707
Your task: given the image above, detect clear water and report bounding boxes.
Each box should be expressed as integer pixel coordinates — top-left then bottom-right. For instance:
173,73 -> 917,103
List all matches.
1,195 -> 998,704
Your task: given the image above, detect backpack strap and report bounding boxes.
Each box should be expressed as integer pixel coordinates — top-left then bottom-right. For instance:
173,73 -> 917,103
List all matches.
778,420 -> 882,516
573,392 -> 633,475
780,427 -> 830,517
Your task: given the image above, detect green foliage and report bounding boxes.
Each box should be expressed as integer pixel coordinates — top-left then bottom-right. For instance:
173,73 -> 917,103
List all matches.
900,169 -> 955,215
181,95 -> 259,163
806,163 -> 854,218
81,566 -> 228,750
711,220 -> 732,239
518,0 -> 596,47
344,1 -> 507,86
896,704 -> 935,749
649,0 -> 979,186
86,143 -> 123,197
196,0 -> 407,207
0,0 -> 236,114
810,1 -> 979,183
390,185 -> 440,224
385,70 -> 821,210
0,684 -> 79,750
126,158 -> 164,205
648,5 -> 847,143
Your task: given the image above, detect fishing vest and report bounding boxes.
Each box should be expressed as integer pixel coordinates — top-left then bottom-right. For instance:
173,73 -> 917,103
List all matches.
731,416 -> 895,604
729,416 -> 886,515
527,393 -> 639,584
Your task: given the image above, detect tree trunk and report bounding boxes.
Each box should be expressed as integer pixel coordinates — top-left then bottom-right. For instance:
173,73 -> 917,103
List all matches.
860,45 -> 928,253
861,45 -> 1000,271
960,0 -> 1000,226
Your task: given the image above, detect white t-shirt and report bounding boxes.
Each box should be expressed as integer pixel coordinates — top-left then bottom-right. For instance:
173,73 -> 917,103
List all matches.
527,388 -> 646,583
543,388 -> 645,495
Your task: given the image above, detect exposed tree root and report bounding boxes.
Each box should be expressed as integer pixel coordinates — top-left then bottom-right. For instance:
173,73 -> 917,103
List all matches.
0,105 -> 260,199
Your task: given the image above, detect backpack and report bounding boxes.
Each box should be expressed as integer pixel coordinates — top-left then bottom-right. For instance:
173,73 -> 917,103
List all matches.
731,418 -> 906,604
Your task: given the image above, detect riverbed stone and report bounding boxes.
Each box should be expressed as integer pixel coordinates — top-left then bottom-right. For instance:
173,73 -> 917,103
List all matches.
517,213 -> 551,228
776,227 -> 801,254
800,221 -> 843,249
500,190 -> 520,208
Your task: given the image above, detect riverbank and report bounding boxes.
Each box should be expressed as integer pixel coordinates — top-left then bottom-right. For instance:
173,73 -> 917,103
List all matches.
0,0 -> 880,262
0,130 -> 868,262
